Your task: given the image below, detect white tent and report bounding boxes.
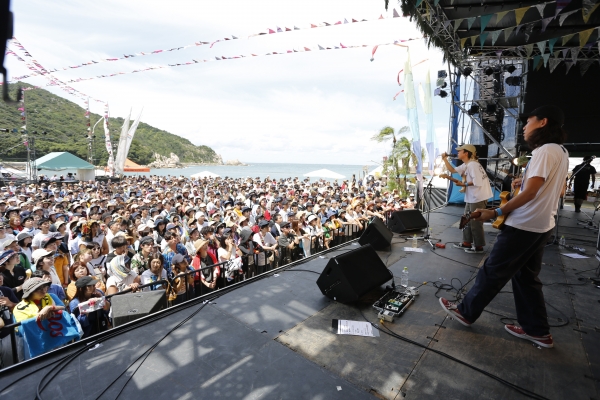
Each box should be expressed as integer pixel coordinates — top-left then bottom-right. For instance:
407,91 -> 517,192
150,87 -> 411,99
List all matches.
303,169 -> 345,179
190,171 -> 220,179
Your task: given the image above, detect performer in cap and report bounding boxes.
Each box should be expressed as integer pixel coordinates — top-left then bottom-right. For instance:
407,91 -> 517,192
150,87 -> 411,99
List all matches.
441,144 -> 492,253
439,105 -> 569,349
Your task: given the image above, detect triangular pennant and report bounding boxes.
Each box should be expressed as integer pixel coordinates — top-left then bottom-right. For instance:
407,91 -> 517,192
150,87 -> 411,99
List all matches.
514,7 -> 529,25
294,26 -> 300,30
525,43 -> 535,57
541,17 -> 553,32
467,17 -> 476,30
471,35 -> 479,46
549,58 -> 562,72
480,32 -> 489,47
534,4 -> 546,17
434,0 -> 441,4
343,19 -> 348,24
564,61 -> 574,74
416,0 -> 423,6
582,0 -> 600,23
554,50 -> 561,58
491,30 -> 502,45
378,14 -> 384,19
562,33 -> 575,46
318,45 -> 325,50
537,40 -> 547,54
555,0 -> 571,16
515,24 -> 524,36
443,20 -> 452,29
579,28 -> 595,48
559,9 -> 577,25
571,47 -> 579,64
480,14 -> 493,33
453,19 -> 463,32
548,37 -> 559,53
580,59 -> 594,75
496,10 -> 510,24
533,55 -> 542,70
542,53 -> 551,67
561,48 -> 569,58
393,8 -> 401,17
524,24 -> 535,42
460,37 -> 469,49
504,26 -> 516,40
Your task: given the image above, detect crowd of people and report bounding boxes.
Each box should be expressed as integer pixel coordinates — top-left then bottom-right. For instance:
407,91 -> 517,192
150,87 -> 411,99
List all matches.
0,174 -> 417,367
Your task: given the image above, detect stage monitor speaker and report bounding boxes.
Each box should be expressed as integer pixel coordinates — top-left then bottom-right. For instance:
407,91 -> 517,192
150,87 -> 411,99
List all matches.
111,289 -> 167,327
316,244 -> 392,303
358,216 -> 393,250
387,210 -> 427,233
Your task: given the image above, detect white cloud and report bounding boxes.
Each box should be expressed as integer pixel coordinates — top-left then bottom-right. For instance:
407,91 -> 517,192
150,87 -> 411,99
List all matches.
7,0 -> 451,163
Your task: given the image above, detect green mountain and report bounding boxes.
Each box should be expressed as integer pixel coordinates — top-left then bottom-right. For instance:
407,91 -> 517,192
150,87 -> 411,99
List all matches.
0,83 -> 220,166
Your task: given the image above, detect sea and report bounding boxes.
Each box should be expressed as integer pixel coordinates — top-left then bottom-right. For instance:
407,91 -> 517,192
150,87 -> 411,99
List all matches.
38,163 -> 377,182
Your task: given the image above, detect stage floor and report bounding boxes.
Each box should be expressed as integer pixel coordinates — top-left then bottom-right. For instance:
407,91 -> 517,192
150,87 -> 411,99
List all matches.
1,203 -> 599,400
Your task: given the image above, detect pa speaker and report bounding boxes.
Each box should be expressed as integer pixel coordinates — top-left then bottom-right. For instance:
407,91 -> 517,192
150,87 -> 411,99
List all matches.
358,216 -> 392,250
316,244 -> 392,303
387,210 -> 427,233
111,290 -> 167,327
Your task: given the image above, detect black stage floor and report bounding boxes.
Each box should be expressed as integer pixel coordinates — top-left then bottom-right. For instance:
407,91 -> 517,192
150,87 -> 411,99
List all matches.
1,203 -> 599,400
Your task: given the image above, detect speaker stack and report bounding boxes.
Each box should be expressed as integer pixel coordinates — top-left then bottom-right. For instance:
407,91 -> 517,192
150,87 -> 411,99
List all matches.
111,289 -> 168,327
316,244 -> 393,303
358,216 -> 393,250
387,210 -> 427,234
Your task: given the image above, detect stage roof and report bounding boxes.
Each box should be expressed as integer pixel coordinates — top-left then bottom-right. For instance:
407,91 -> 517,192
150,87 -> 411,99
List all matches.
400,0 -> 600,67
35,152 -> 95,170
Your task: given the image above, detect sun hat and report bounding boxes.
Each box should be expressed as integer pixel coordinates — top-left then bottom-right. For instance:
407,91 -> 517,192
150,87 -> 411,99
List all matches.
0,249 -> 16,265
22,277 -> 51,298
32,248 -> 53,264
75,276 -> 99,288
194,238 -> 209,253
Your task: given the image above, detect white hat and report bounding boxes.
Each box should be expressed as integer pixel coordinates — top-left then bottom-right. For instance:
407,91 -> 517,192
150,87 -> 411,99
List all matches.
32,248 -> 53,264
307,214 -> 318,223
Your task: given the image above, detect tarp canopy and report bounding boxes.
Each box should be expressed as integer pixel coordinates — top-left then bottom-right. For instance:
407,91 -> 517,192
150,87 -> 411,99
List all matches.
124,159 -> 150,172
190,171 -> 220,179
35,152 -> 94,170
303,169 -> 345,179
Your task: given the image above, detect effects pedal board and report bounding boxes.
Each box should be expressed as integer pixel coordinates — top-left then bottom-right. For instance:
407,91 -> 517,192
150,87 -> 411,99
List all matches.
373,287 -> 418,322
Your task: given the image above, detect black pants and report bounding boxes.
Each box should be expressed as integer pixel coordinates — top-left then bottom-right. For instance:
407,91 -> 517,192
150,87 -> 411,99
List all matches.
458,226 -> 552,336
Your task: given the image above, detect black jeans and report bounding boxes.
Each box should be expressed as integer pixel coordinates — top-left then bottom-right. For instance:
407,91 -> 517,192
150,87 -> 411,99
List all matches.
458,226 -> 552,336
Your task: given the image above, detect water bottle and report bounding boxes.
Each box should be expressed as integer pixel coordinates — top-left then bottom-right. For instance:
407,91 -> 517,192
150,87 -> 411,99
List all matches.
559,236 -> 566,249
401,267 -> 409,288
412,234 -> 418,248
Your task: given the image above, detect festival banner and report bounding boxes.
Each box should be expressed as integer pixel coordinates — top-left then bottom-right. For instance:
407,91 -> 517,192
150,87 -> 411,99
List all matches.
114,109 -> 131,175
103,103 -> 115,176
422,69 -> 437,176
403,50 -> 423,185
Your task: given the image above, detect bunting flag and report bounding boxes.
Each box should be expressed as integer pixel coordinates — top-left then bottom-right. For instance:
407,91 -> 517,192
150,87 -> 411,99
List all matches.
542,52 -> 551,66
582,0 -> 600,22
467,17 -> 476,29
453,19 -> 462,32
571,47 -> 579,64
562,33 -> 576,45
533,55 -> 542,70
103,103 -> 115,177
579,59 -> 595,75
534,3 -> 547,17
525,43 -> 535,57
403,49 -> 422,184
491,30 -> 502,45
6,37 -> 423,87
549,58 -> 562,72
559,9 -> 578,25
548,37 -> 559,53
504,26 -> 516,41
423,69 -> 437,176
579,27 -> 595,48
496,10 -> 510,24
541,17 -> 554,32
537,40 -> 547,54
114,109 -> 131,175
555,0 -> 572,16
564,60 -> 574,74
515,7 -> 530,25
480,14 -> 493,32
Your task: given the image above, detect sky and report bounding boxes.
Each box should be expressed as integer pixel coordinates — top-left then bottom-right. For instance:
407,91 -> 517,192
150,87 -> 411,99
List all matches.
6,0 -> 453,165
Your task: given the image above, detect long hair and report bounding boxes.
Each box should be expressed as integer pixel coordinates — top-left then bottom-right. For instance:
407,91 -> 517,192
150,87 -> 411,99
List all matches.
525,118 -> 568,149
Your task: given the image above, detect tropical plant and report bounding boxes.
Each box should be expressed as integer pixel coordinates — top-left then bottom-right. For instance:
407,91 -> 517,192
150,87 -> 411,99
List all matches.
371,126 -> 418,197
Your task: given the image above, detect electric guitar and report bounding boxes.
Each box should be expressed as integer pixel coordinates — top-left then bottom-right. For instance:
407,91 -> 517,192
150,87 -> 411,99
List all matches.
439,173 -> 462,186
459,211 -> 481,230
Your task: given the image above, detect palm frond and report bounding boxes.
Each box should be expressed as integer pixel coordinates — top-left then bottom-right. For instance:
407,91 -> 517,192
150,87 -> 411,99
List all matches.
371,126 -> 396,142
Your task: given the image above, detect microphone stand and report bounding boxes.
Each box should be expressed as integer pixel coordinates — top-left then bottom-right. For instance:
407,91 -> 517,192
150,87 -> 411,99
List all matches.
416,176 -> 439,250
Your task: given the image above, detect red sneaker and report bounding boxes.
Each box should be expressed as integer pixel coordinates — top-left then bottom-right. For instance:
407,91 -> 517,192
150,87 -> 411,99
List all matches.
439,297 -> 471,327
504,325 -> 554,348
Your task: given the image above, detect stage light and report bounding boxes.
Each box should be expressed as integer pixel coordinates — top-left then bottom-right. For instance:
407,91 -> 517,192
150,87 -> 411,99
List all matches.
462,67 -> 473,76
505,76 -> 522,86
436,78 -> 446,87
468,104 -> 480,115
438,90 -> 448,98
440,82 -> 448,89
486,104 -> 497,113
504,65 -> 516,74
438,70 -> 448,79
484,66 -> 494,76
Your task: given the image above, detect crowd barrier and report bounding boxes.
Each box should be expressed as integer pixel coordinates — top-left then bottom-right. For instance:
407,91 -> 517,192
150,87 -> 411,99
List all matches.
0,224 -> 366,366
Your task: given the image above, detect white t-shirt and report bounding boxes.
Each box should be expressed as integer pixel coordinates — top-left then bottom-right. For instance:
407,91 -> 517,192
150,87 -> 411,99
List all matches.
455,160 -> 493,203
252,232 -> 277,266
106,271 -> 138,293
31,232 -> 52,250
140,269 -> 167,290
506,143 -> 569,233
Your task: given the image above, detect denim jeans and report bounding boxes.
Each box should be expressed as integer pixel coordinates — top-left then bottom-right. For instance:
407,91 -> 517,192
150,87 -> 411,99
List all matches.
458,225 -> 552,336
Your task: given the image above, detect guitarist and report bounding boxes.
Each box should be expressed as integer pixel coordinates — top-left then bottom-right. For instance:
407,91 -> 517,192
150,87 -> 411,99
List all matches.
441,144 -> 492,254
439,105 -> 569,349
